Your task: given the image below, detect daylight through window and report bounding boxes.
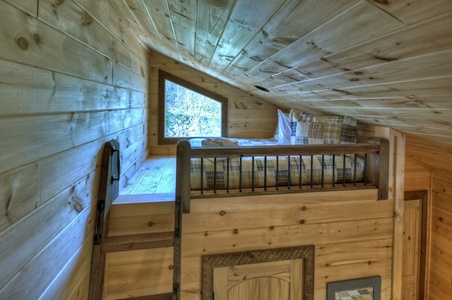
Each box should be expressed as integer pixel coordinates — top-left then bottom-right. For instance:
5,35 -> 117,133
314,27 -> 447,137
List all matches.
164,80 -> 221,138
158,70 -> 228,145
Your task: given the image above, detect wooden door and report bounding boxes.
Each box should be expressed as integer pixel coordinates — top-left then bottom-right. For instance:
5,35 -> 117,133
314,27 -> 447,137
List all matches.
213,259 -> 303,300
402,199 -> 422,300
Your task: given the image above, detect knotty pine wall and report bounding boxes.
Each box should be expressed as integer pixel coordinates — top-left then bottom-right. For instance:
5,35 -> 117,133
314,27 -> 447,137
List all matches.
149,52 -> 280,155
0,1 -> 149,299
103,127 -> 406,299
405,136 -> 452,299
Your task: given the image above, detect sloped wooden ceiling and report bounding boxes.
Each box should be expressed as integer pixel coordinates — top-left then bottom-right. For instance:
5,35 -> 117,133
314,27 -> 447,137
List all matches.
113,0 -> 452,144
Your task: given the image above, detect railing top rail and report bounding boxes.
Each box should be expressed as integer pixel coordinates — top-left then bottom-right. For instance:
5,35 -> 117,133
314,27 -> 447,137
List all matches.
183,143 -> 380,158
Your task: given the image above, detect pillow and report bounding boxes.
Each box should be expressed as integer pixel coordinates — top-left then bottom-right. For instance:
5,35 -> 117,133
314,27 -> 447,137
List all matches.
274,109 -> 291,145
201,137 -> 238,147
289,108 -> 357,145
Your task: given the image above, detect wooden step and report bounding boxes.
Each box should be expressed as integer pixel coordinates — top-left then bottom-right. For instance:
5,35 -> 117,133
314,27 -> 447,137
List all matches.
102,231 -> 174,253
117,293 -> 173,300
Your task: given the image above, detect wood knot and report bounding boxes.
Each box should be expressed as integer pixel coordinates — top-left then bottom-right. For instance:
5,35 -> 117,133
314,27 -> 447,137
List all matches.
233,229 -> 238,234
73,199 -> 83,213
439,217 -> 444,222
219,210 -> 226,216
17,37 -> 29,50
147,221 -> 154,227
33,34 -> 40,44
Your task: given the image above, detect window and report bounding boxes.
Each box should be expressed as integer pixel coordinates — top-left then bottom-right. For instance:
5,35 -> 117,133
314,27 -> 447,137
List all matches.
158,70 -> 228,145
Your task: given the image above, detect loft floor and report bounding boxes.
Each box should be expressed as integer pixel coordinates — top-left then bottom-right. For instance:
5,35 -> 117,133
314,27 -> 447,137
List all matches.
116,156 -> 176,204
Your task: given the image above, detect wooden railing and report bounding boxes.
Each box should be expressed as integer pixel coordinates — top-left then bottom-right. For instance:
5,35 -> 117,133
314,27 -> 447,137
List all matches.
176,137 -> 389,214
172,137 -> 389,299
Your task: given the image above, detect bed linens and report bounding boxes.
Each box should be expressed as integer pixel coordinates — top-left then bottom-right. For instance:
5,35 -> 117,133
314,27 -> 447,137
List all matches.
188,138 -> 365,191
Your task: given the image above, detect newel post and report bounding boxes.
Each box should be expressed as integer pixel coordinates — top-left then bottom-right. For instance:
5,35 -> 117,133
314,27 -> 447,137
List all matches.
176,139 -> 191,213
367,137 -> 389,200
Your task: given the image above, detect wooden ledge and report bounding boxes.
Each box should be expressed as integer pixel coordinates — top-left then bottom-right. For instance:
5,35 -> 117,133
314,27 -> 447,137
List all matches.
102,231 -> 174,253
118,293 -> 172,300
114,193 -> 175,204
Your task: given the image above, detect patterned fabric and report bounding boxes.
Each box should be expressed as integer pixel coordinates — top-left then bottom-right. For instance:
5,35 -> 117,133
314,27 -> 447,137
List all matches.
189,137 -> 278,148
289,109 -> 357,145
190,154 -> 365,190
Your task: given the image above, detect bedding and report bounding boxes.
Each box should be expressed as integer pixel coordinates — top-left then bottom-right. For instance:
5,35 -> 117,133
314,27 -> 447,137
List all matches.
289,108 -> 357,145
188,138 -> 365,191
274,109 -> 291,145
188,110 -> 363,191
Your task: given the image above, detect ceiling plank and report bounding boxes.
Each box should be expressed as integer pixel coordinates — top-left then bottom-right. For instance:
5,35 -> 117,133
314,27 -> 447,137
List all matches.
242,1 -> 405,81
282,50 -> 452,93
168,0 -> 197,20
170,11 -> 196,63
195,0 -> 235,68
208,0 -> 286,76
222,0 -> 361,77
291,12 -> 452,80
124,0 -> 170,55
301,96 -> 452,111
167,0 -> 197,63
143,0 -> 181,60
368,0 -> 452,25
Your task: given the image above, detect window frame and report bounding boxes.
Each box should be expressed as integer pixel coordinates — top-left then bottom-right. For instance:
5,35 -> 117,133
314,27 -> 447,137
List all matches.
158,70 -> 228,145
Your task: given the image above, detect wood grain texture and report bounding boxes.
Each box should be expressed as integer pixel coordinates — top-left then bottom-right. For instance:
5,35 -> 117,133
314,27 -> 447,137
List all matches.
428,170 -> 452,299
105,0 -> 452,148
0,164 -> 38,232
104,247 -> 174,299
203,246 -> 314,300
149,52 -> 280,155
0,1 -> 149,299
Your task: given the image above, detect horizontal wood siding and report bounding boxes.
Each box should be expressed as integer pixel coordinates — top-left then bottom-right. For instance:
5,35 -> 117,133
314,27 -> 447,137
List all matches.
149,52 -> 280,155
103,190 -> 394,299
404,157 -> 431,192
429,170 -> 452,299
101,128 -> 404,299
0,0 -> 149,298
182,190 -> 394,299
405,136 -> 452,299
104,200 -> 175,299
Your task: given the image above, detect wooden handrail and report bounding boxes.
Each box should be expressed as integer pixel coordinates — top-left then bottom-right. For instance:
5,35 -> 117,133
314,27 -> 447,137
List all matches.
188,143 -> 380,158
176,138 -> 390,214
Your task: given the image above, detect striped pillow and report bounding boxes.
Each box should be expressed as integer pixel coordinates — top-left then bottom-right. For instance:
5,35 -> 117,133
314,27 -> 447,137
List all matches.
289,109 -> 357,145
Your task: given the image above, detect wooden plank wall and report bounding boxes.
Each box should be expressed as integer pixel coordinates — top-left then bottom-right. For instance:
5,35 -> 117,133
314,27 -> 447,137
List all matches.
148,52 -> 280,155
0,0 -> 149,298
406,136 -> 452,299
105,192 -> 394,300
105,201 -> 175,299
429,170 -> 452,299
102,127 -> 405,299
182,189 -> 394,300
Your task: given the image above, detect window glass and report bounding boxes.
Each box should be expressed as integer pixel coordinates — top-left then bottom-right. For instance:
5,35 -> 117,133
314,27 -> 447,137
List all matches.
164,79 -> 222,138
158,70 -> 228,145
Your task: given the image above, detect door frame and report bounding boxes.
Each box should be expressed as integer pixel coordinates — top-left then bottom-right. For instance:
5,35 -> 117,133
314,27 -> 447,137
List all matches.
404,190 -> 429,300
201,245 -> 315,300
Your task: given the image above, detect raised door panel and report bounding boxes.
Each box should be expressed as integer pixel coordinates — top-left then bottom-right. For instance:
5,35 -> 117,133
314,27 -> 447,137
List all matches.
213,259 -> 303,300
402,199 -> 421,300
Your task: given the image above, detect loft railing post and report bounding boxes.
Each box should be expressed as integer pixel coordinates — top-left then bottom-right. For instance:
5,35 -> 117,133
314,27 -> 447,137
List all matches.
173,140 -> 191,300
367,137 -> 389,200
177,140 -> 192,213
